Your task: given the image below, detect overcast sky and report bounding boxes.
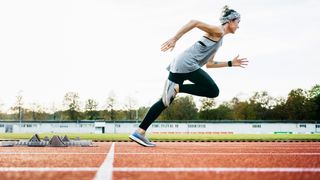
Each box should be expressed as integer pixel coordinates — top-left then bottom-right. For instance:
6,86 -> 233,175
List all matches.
0,0 -> 319,112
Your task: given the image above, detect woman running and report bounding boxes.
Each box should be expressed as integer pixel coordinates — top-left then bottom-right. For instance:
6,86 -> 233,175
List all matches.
130,6 -> 248,147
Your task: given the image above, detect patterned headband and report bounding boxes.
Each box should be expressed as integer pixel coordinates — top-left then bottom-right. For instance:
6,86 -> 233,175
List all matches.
219,11 -> 241,24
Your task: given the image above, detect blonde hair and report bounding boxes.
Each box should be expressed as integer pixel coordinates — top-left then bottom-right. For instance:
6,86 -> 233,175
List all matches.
221,5 -> 231,17
219,5 -> 240,25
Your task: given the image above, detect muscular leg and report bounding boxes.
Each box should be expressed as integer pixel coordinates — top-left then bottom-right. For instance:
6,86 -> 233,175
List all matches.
179,68 -> 219,98
138,73 -> 186,132
139,99 -> 166,131
138,69 -> 219,132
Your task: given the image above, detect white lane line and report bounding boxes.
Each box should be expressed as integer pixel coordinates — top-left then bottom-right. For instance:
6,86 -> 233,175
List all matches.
1,152 -> 319,155
1,167 -> 319,173
143,145 -> 320,148
148,147 -> 320,150
113,167 -> 320,172
0,167 -> 98,172
115,152 -> 320,155
0,152 -> 106,155
94,142 -> 115,180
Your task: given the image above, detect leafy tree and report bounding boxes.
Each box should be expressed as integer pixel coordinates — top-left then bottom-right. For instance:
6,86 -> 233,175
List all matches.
28,103 -> 48,120
230,97 -> 248,120
161,96 -> 198,120
11,91 -> 24,120
85,99 -> 99,120
269,97 -> 287,120
49,103 -> 58,120
199,98 -> 216,120
137,106 -> 149,120
105,92 -> 117,120
308,84 -> 320,119
248,91 -> 275,119
233,101 -> 255,120
63,92 -> 80,120
213,102 -> 233,120
309,84 -> 320,98
0,101 -> 4,119
285,89 -> 307,120
124,96 -> 137,120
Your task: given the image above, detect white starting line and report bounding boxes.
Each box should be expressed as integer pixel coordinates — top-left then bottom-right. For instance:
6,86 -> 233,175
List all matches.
94,142 -> 115,180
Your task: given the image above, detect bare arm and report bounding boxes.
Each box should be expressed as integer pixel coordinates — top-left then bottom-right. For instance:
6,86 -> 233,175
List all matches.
174,20 -> 223,41
206,54 -> 248,68
161,20 -> 223,52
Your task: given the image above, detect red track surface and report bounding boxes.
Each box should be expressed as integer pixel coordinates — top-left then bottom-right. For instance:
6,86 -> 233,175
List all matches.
0,142 -> 319,180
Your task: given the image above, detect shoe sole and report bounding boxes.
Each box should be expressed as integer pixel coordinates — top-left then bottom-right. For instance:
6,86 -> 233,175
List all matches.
129,135 -> 155,147
162,81 -> 176,107
162,81 -> 169,107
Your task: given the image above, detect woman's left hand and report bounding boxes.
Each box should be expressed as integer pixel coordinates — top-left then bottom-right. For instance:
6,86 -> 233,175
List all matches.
161,37 -> 177,52
232,54 -> 248,68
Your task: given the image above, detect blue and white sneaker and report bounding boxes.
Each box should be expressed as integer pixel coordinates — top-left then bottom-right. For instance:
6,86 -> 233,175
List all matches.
162,79 -> 177,107
129,131 -> 156,147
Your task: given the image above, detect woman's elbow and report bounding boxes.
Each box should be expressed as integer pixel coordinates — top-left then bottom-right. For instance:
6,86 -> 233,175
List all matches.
189,20 -> 199,27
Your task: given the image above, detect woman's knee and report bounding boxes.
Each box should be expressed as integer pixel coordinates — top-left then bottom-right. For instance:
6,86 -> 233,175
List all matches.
207,86 -> 219,98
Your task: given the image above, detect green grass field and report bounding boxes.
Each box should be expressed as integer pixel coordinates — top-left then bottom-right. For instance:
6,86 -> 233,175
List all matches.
1,133 -> 320,141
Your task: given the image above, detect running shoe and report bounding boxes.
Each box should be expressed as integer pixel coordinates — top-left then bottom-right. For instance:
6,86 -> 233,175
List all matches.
129,131 -> 156,147
162,79 -> 177,107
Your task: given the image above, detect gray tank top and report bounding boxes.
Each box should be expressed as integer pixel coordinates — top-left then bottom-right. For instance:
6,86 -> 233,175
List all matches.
167,36 -> 223,73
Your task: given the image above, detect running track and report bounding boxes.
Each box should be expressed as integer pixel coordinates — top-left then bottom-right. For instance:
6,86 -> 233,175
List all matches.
0,142 -> 320,180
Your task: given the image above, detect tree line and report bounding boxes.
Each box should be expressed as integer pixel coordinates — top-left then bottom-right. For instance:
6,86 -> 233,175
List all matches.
0,84 -> 319,121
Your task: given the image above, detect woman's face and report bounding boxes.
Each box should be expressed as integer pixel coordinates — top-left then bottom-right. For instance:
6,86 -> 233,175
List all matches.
229,19 -> 240,34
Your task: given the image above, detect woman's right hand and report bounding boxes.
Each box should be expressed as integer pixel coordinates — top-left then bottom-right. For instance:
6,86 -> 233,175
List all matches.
161,37 -> 177,52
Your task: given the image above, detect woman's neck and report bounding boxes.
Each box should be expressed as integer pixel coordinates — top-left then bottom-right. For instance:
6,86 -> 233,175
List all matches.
222,24 -> 231,35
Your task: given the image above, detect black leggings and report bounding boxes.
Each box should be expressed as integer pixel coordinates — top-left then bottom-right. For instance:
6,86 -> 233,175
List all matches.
139,68 -> 219,130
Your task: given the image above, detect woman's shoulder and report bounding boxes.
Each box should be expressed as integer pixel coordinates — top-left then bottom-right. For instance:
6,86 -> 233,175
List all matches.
204,33 -> 223,42
204,25 -> 224,41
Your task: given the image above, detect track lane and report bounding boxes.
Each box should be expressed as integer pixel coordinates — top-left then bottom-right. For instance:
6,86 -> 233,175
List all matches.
114,142 -> 320,180
0,142 -> 112,180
